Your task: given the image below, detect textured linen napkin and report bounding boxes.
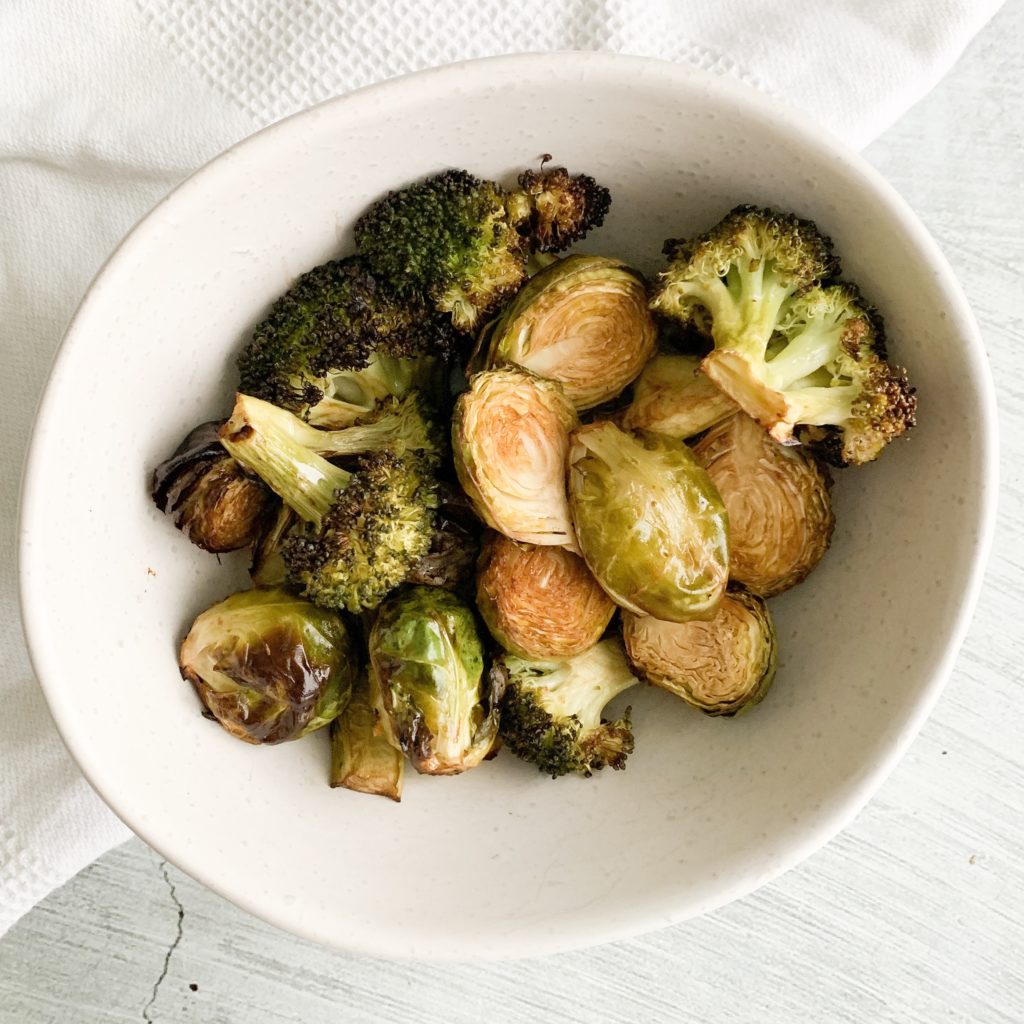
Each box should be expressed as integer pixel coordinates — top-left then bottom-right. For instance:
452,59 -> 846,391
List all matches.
0,0 -> 1002,934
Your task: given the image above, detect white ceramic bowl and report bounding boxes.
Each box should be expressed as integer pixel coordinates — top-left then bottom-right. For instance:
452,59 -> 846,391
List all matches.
19,53 -> 996,961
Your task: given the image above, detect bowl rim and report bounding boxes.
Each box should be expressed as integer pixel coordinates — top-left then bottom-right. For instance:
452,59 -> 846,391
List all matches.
18,50 -> 999,961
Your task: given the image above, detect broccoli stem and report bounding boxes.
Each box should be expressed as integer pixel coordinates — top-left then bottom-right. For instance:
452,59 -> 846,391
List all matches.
731,265 -> 800,358
765,322 -> 846,390
783,384 -> 858,427
326,354 -> 414,407
513,642 -> 638,731
220,397 -> 350,527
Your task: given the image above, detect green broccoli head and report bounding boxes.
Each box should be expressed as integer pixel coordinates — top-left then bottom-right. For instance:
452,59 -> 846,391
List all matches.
651,207 -> 914,465
497,639 -> 639,778
237,255 -> 454,423
220,394 -> 438,613
284,450 -> 438,614
651,205 -> 838,350
516,161 -> 611,253
703,282 -> 916,465
354,169 -> 532,333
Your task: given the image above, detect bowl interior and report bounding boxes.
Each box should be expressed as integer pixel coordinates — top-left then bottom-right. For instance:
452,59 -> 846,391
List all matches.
19,55 -> 994,960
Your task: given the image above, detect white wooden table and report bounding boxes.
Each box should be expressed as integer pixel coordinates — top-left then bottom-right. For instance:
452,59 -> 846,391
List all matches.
2,5 -> 1023,1020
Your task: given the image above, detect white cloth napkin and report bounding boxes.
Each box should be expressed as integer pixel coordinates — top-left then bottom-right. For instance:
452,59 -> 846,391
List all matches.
0,0 -> 1002,935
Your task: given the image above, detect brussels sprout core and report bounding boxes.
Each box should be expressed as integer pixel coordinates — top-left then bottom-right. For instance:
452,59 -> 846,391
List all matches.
482,254 -> 657,410
692,412 -> 834,596
568,421 -> 729,622
453,367 -> 579,549
622,589 -> 777,716
476,532 -> 614,659
179,588 -> 356,744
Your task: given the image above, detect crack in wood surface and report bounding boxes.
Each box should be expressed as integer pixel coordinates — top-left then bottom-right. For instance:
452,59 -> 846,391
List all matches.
141,861 -> 184,1023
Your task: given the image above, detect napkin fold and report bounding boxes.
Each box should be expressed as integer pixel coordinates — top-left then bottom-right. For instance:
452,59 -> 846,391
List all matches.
0,0 -> 1001,934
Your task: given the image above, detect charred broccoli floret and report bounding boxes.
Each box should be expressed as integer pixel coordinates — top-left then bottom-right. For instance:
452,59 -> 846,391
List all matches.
516,160 -> 611,253
497,639 -> 640,778
237,256 -> 453,426
766,285 -> 916,465
651,206 -> 915,464
354,164 -> 612,333
354,169 -> 531,333
220,394 -> 438,613
651,205 -> 838,346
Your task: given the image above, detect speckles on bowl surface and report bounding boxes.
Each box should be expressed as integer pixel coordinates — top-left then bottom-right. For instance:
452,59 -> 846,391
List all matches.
18,54 -> 995,961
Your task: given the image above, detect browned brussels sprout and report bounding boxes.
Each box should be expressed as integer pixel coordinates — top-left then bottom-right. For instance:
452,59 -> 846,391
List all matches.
622,588 -> 777,716
568,421 -> 729,622
179,588 -> 356,744
692,412 -> 834,596
476,532 -> 614,659
152,421 -> 273,553
481,254 -> 656,410
452,367 -> 579,549
621,353 -> 736,439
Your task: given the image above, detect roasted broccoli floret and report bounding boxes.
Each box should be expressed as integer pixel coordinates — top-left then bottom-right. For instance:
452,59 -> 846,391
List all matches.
768,285 -> 916,465
220,394 -> 438,613
516,160 -> 611,253
354,169 -> 531,333
651,206 -> 915,464
354,164 -> 612,333
237,256 -> 453,426
497,639 -> 640,778
651,205 -> 838,347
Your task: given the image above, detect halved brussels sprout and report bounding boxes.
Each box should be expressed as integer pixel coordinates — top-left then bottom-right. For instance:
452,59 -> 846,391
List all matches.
369,586 -> 502,775
453,367 -> 579,548
692,412 -> 834,596
568,421 -> 729,622
621,353 -> 737,439
481,254 -> 657,410
476,531 -> 615,659
152,421 -> 274,552
179,588 -> 356,743
330,671 -> 404,801
622,588 -> 777,716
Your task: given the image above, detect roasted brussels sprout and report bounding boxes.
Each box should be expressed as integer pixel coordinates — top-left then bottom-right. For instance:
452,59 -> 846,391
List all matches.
622,588 -> 777,716
692,412 -> 834,596
179,588 -> 356,744
621,353 -> 737,439
152,421 -> 273,552
453,367 -> 579,548
249,502 -> 296,587
480,254 -> 656,410
496,638 -> 639,777
568,421 -> 729,622
369,587 -> 501,775
476,532 -> 615,659
330,672 -> 404,801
